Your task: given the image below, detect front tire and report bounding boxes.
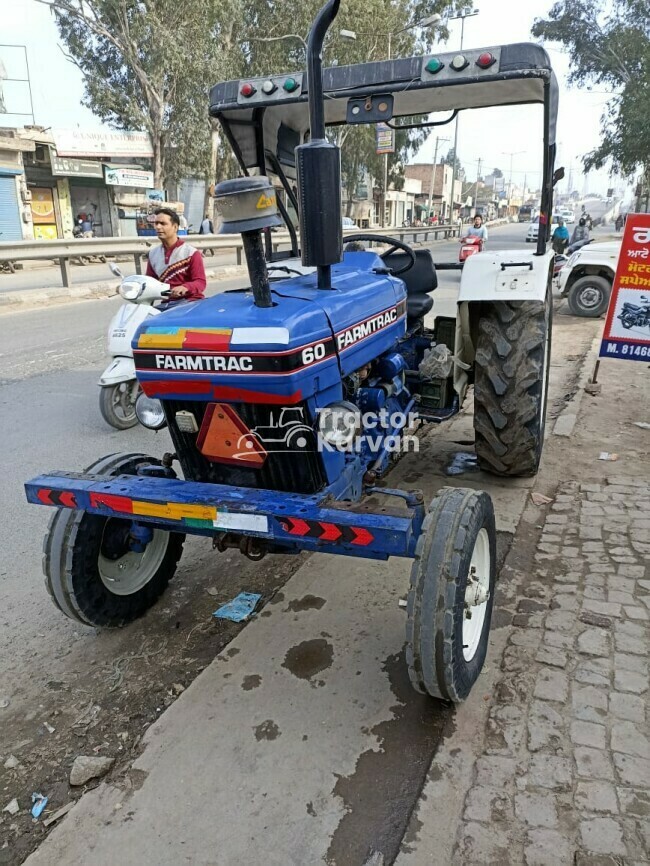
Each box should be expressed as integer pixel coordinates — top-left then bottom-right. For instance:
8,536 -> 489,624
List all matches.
99,382 -> 139,430
567,275 -> 610,317
43,453 -> 184,627
406,488 -> 496,703
620,315 -> 634,330
473,286 -> 552,477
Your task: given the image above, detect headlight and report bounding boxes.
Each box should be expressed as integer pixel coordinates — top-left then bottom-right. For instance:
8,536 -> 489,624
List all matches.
318,401 -> 361,449
565,253 -> 580,269
120,280 -> 145,301
135,394 -> 167,430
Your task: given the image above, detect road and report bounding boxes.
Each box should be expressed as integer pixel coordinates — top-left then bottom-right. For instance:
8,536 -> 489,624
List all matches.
0,223 -> 601,865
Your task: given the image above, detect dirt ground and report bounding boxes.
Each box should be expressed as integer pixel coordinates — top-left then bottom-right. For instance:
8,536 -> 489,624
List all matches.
2,298 -> 646,865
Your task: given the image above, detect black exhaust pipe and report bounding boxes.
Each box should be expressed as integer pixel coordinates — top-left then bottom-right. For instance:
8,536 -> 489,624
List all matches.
296,0 -> 343,289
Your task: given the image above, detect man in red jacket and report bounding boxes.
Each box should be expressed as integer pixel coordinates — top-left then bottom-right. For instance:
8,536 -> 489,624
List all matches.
145,208 -> 206,300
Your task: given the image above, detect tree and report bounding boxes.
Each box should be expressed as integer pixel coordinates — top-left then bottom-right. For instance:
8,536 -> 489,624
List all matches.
39,0 -> 243,188
532,1 -> 650,195
492,167 -> 503,178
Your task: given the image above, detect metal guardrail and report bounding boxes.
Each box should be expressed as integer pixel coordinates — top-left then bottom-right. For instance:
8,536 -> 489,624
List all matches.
0,224 -> 463,288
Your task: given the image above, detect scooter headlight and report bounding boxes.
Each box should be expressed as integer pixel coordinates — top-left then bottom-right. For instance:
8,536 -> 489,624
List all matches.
135,394 -> 167,430
318,401 -> 361,449
120,280 -> 145,301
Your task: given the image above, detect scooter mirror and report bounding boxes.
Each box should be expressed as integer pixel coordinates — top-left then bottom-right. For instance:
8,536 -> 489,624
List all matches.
109,263 -> 123,278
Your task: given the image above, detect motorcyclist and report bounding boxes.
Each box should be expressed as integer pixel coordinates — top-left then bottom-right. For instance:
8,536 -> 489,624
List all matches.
145,207 -> 206,301
463,214 -> 488,245
571,217 -> 590,245
552,217 -> 570,253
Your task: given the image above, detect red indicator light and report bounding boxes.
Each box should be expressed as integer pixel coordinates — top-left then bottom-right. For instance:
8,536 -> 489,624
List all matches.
476,52 -> 496,69
240,83 -> 256,98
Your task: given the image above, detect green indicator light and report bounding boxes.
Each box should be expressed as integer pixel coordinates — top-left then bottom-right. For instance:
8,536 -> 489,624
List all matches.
425,58 -> 443,74
283,77 -> 299,92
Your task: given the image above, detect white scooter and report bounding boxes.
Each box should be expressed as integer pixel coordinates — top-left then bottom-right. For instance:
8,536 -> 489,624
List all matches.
99,264 -> 170,429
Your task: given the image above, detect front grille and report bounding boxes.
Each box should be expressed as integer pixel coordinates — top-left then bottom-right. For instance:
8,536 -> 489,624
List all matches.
163,400 -> 327,494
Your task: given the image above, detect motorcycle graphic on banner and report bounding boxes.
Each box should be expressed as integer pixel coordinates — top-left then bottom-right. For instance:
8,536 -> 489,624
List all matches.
600,213 -> 650,361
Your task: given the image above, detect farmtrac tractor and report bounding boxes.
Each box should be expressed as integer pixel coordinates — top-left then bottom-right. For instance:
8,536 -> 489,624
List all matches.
25,0 -> 560,703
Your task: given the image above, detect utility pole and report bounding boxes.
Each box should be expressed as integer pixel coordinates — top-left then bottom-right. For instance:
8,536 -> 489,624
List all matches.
447,9 -> 479,222
427,136 -> 449,222
473,157 -> 482,214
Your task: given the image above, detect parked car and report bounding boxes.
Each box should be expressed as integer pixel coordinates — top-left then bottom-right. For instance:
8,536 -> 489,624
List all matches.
526,214 -> 562,243
556,241 -> 620,317
342,217 -> 356,229
558,207 -> 575,224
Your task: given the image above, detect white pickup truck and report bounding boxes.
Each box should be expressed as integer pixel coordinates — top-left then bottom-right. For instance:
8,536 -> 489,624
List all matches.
556,240 -> 621,317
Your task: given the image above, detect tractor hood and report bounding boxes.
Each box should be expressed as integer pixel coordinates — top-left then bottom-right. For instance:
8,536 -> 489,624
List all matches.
133,252 -> 406,405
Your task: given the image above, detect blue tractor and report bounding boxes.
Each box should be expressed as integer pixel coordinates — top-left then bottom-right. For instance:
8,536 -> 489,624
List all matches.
26,0 -> 561,702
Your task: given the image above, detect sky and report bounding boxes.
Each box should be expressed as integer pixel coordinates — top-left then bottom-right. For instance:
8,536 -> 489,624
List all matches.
0,0 -> 625,197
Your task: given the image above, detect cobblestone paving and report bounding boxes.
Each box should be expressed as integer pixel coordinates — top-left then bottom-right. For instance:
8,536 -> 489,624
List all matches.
454,479 -> 650,865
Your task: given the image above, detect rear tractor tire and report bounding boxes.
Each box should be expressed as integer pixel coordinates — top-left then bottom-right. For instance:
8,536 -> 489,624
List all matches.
473,288 -> 552,477
43,453 -> 185,627
406,487 -> 496,702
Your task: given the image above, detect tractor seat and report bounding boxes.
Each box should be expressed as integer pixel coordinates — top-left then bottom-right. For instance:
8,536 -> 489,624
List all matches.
382,249 -> 438,321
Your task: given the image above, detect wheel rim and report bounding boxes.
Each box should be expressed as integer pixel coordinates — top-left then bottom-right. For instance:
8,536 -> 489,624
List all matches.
579,286 -> 602,309
111,383 -> 137,423
98,525 -> 169,595
463,528 -> 491,662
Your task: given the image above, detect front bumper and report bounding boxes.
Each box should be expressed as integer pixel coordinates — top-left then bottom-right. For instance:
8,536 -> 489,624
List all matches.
25,472 -> 423,561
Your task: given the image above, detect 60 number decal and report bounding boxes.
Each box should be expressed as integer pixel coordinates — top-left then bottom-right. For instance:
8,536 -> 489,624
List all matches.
302,343 -> 327,365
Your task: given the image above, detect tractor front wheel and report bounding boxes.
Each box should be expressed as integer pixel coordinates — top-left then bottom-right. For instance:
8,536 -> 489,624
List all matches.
473,288 -> 552,477
406,487 -> 496,702
43,453 -> 184,627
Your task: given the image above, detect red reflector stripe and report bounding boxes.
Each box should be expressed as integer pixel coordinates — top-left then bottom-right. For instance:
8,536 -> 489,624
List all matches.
350,527 -> 374,546
89,493 -> 134,514
318,522 -> 342,542
36,489 -> 78,508
281,517 -> 373,546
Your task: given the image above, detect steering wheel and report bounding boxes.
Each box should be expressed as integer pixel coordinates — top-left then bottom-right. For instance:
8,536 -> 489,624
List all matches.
343,234 -> 416,276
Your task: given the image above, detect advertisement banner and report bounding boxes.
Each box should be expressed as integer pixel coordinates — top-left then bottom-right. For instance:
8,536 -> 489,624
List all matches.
599,213 -> 650,363
52,128 -> 154,158
104,167 -> 154,189
376,123 -> 395,155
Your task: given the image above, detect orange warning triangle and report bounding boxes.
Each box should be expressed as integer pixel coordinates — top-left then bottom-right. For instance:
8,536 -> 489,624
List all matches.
196,403 -> 267,467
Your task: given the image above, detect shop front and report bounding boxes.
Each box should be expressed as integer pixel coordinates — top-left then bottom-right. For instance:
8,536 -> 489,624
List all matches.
0,132 -> 32,241
51,151 -> 114,237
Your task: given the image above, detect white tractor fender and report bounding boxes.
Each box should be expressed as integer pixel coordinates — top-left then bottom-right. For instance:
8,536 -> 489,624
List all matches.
98,356 -> 136,386
457,249 -> 553,303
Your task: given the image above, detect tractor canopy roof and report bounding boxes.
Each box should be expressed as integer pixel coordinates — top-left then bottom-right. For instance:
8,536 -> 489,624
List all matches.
210,43 -> 558,177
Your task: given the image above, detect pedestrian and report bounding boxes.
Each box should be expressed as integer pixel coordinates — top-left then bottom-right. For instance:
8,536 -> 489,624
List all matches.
145,207 -> 206,302
199,213 -> 214,234
570,217 -> 590,245
178,213 -> 188,231
552,217 -> 569,253
80,212 -> 94,238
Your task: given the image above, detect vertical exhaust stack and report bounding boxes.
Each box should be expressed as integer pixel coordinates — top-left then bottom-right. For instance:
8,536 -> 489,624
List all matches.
296,0 -> 343,289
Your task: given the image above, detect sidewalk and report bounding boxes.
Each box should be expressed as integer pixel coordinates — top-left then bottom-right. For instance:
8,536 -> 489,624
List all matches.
454,476 -> 649,864
396,350 -> 650,865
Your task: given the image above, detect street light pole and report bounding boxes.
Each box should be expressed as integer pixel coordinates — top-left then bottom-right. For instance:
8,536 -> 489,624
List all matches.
447,9 -> 479,222
502,149 -> 524,215
427,135 -> 449,222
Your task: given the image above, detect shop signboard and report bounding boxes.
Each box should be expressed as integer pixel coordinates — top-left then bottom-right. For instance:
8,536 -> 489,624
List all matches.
50,150 -> 104,179
52,128 -> 154,158
599,213 -> 650,363
104,167 -> 154,189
